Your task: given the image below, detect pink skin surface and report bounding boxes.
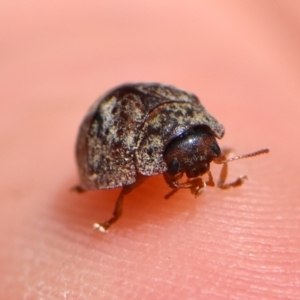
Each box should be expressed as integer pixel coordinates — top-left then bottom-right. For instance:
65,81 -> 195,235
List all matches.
1,1 -> 300,299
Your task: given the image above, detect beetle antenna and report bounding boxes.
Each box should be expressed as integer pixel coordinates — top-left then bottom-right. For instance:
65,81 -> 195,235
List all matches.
214,148 -> 269,164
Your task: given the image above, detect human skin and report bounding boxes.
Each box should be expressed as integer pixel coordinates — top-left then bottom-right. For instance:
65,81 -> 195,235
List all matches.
1,1 -> 300,299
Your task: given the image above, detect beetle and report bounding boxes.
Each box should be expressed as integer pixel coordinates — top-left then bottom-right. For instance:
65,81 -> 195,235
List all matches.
74,83 -> 269,231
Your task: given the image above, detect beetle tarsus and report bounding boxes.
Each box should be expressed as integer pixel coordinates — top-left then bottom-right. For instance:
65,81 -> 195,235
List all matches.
214,148 -> 268,189
218,175 -> 248,189
93,223 -> 108,232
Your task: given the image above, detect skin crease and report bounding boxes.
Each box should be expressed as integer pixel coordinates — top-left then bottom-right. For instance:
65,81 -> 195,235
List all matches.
1,1 -> 300,299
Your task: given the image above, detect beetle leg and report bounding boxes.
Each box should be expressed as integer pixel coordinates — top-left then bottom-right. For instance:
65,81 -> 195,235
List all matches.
214,149 -> 248,189
164,173 -> 214,199
176,177 -> 206,197
71,185 -> 86,193
206,171 -> 215,187
93,186 -> 128,232
93,176 -> 147,232
163,172 -> 184,188
163,172 -> 182,199
214,147 -> 269,189
189,177 -> 206,197
164,188 -> 179,199
217,162 -> 248,189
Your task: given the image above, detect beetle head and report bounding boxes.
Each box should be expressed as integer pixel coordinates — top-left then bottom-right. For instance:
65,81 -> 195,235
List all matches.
164,127 -> 221,178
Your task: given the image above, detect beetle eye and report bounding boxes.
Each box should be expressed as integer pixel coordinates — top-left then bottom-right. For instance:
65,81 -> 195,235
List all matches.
168,158 -> 180,175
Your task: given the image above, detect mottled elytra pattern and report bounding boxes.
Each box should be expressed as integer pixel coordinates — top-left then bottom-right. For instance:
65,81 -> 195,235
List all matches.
76,83 -> 224,189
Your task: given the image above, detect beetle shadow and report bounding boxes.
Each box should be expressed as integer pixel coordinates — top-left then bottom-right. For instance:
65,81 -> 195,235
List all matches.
52,174 -> 208,237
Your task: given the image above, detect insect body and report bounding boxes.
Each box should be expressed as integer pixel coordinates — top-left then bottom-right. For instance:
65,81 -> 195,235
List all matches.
75,83 -> 269,231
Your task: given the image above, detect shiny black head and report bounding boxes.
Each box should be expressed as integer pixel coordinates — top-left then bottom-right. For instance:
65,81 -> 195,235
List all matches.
164,127 -> 221,178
